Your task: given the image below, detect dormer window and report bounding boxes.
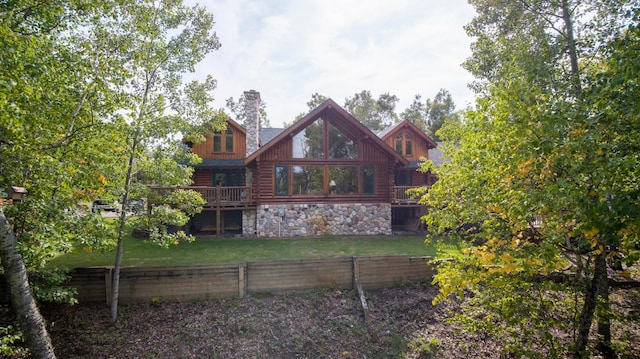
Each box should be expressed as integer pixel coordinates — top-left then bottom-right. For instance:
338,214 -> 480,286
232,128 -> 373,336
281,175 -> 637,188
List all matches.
395,131 -> 412,156
213,129 -> 234,153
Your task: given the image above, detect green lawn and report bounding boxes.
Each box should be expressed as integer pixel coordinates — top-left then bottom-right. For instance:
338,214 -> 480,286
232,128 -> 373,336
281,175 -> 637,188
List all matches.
49,234 -> 437,269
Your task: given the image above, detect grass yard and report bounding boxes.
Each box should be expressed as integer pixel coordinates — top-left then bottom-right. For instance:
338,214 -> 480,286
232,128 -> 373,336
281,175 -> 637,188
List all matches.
49,234 -> 441,269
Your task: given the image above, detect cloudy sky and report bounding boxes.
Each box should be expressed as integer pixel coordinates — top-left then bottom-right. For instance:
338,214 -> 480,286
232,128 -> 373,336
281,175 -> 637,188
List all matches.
193,0 -> 478,128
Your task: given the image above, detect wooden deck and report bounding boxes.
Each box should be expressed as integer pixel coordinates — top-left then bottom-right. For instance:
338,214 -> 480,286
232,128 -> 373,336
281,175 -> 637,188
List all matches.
153,185 -> 424,207
152,186 -> 256,208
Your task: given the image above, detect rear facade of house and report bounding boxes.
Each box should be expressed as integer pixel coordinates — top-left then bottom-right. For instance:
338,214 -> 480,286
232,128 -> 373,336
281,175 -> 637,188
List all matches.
184,91 -> 439,237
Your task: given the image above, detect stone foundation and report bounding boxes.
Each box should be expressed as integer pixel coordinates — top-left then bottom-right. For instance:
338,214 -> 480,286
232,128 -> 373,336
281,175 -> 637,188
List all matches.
242,209 -> 256,236
256,203 -> 392,237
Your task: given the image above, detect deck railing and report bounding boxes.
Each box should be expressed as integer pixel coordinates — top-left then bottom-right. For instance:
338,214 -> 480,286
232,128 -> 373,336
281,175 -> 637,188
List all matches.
152,186 -> 423,206
392,186 -> 427,204
151,186 -> 255,208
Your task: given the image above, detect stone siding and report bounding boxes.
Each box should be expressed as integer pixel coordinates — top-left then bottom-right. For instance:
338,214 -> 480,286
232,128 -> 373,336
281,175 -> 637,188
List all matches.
256,203 -> 392,237
243,90 -> 260,157
242,209 -> 256,236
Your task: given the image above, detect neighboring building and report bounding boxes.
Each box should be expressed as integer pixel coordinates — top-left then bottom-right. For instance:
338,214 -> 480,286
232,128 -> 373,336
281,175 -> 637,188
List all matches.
184,91 -> 439,237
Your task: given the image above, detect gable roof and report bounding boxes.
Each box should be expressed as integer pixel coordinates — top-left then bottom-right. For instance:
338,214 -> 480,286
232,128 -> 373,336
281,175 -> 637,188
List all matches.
378,120 -> 438,149
222,117 -> 246,135
245,99 -> 408,166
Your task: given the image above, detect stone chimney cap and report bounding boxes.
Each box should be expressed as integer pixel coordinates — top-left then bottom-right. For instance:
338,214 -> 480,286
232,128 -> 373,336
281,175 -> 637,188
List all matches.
244,90 -> 261,100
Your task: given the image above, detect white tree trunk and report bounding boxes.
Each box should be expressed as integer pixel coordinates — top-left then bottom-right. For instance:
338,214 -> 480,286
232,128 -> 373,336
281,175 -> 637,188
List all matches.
0,208 -> 56,358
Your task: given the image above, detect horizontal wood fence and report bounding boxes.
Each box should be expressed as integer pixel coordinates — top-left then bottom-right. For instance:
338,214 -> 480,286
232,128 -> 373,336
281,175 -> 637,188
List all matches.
59,255 -> 434,305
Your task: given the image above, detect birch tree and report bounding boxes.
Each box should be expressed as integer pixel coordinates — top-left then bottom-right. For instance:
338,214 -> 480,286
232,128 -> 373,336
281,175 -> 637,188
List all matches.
1,1 -> 126,357
93,0 -> 223,323
1,0 -> 224,355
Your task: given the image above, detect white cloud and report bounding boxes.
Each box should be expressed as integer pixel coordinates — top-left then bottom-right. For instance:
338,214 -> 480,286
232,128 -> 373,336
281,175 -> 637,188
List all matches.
193,0 -> 477,127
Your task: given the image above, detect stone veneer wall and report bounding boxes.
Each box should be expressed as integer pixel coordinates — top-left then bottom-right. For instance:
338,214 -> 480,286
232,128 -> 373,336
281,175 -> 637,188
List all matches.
256,203 -> 392,237
243,90 -> 260,157
242,209 -> 256,236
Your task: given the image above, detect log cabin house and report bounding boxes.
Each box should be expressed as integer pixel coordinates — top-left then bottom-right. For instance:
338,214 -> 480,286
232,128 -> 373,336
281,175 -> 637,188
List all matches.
183,90 -> 439,237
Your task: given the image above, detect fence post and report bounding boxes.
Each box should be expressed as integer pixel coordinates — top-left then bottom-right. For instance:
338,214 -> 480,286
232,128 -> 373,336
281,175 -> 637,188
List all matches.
238,263 -> 246,298
352,256 -> 360,289
105,267 -> 113,306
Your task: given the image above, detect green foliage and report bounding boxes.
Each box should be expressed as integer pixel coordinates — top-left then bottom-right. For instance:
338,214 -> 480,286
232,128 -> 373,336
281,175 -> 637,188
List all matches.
443,268 -> 573,358
0,325 -> 27,359
149,297 -> 163,307
344,90 -> 399,131
0,0 -> 223,340
94,0 -> 223,321
1,0 -> 127,274
29,267 -> 78,305
130,189 -> 205,247
401,89 -> 460,140
5,199 -> 117,268
408,336 -> 441,358
424,0 -> 640,356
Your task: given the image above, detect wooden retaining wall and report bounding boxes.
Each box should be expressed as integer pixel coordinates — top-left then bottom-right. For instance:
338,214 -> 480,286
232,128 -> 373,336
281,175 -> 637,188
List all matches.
246,257 -> 354,294
3,255 -> 433,305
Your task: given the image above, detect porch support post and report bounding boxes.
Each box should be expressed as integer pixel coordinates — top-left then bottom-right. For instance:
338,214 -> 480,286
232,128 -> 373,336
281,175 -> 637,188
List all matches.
216,185 -> 221,236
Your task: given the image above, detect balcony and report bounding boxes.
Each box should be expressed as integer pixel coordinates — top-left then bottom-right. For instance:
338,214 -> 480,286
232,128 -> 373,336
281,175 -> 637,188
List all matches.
152,185 -> 423,207
152,186 -> 256,209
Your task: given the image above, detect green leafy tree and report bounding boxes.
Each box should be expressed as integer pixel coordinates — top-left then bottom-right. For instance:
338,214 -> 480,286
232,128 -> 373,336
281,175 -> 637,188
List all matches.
400,89 -> 459,140
0,1 -> 130,356
288,92 -> 329,126
96,0 -> 222,322
424,1 -> 639,357
344,90 -> 399,131
1,1 -> 224,355
305,93 -> 330,111
425,89 -> 458,141
400,94 -> 428,131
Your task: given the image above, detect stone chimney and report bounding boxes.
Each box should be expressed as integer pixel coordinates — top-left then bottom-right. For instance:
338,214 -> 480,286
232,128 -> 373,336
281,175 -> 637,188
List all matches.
244,90 -> 261,157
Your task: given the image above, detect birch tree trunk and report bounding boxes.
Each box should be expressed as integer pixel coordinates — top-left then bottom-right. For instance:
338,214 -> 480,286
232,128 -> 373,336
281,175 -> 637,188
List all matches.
0,208 -> 56,359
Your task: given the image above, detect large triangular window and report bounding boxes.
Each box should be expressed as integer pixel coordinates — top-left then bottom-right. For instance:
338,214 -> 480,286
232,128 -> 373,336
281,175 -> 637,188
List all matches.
291,118 -> 358,160
328,123 -> 358,159
292,118 -> 324,159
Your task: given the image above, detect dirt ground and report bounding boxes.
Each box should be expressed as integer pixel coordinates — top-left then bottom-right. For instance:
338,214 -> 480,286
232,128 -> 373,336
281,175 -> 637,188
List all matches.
41,283 -> 639,359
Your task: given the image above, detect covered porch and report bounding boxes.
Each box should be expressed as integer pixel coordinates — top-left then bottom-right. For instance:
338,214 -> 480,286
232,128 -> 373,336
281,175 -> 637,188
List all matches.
151,186 -> 256,236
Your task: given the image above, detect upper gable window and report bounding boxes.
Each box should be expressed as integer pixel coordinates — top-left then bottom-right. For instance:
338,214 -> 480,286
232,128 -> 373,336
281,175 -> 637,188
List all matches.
292,118 -> 358,159
213,129 -> 234,153
395,131 -> 412,156
292,118 -> 324,159
328,123 -> 358,159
